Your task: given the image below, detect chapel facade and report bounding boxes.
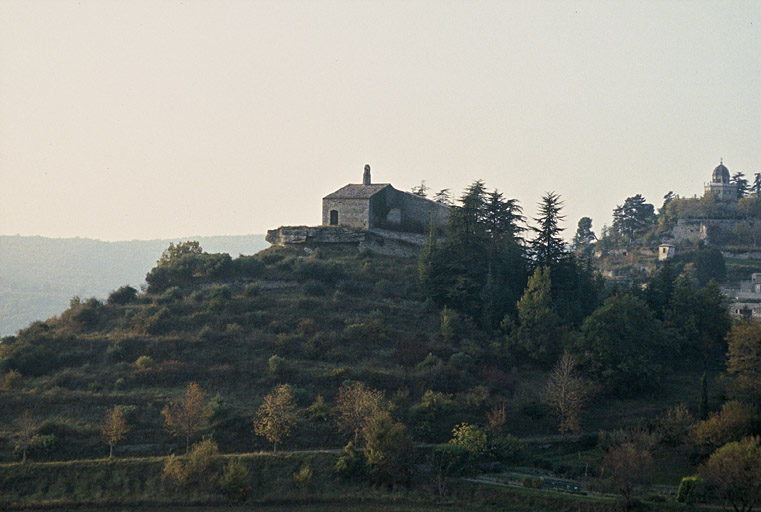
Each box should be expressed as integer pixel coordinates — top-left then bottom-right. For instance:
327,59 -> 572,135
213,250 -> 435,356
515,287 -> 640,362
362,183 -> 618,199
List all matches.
322,165 -> 450,233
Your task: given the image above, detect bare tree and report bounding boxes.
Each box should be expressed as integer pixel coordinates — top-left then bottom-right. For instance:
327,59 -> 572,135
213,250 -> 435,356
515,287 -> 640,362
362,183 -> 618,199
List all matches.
544,351 -> 589,437
602,443 -> 653,511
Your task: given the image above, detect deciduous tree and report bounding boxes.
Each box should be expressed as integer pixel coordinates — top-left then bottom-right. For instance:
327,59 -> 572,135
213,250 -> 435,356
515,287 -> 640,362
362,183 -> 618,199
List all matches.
699,436 -> 761,512
544,352 -> 589,437
101,406 -> 130,459
162,381 -> 212,454
253,384 -> 298,452
601,443 -> 653,511
334,381 -> 385,447
363,411 -> 414,486
726,322 -> 761,406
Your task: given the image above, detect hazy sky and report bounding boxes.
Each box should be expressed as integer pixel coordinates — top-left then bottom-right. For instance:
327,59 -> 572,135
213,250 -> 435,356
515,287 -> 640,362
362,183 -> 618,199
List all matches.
1,1 -> 760,242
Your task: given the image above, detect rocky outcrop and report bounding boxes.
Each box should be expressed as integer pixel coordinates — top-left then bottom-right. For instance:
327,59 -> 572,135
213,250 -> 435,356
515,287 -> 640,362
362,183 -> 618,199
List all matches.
265,226 -> 427,257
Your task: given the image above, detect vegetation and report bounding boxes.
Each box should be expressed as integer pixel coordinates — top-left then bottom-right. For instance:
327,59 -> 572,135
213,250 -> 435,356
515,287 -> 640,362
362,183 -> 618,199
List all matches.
2,180 -> 761,509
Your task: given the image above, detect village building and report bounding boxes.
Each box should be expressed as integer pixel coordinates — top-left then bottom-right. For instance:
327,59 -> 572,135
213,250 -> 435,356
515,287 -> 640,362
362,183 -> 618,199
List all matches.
704,160 -> 738,201
321,165 -> 450,233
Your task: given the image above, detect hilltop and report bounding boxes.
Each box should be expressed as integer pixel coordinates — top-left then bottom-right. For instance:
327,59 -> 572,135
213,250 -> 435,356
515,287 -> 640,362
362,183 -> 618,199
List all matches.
0,234 -> 267,336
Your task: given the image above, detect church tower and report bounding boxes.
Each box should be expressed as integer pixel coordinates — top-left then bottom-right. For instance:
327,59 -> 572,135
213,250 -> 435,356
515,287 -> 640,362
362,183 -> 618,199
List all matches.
704,160 -> 738,201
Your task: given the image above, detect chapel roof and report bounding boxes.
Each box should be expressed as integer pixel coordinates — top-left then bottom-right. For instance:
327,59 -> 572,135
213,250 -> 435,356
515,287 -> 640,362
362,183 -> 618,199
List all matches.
323,183 -> 391,200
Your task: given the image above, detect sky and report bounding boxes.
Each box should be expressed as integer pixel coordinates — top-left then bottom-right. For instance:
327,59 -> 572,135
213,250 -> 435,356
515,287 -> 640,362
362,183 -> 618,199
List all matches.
1,1 -> 760,242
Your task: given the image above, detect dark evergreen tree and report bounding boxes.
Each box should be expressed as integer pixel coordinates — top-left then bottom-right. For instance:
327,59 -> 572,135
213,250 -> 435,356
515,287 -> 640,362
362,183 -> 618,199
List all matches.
753,173 -> 761,196
572,217 -> 596,251
530,192 -> 566,268
698,372 -> 708,420
731,172 -> 749,198
611,194 -> 656,240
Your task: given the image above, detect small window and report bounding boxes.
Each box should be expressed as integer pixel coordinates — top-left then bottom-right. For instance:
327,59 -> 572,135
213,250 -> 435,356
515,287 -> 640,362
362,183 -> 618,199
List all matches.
329,210 -> 338,225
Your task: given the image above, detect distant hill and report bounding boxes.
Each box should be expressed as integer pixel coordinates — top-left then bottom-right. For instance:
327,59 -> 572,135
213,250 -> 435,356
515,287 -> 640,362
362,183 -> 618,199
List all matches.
0,234 -> 268,336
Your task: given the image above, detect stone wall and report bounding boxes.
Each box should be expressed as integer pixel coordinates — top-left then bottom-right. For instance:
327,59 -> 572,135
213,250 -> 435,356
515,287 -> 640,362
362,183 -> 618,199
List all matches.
322,199 -> 370,229
382,188 -> 450,233
265,226 -> 427,257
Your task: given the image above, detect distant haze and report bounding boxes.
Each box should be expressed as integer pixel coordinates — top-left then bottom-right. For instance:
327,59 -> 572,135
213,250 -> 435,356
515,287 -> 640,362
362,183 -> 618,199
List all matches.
0,235 -> 268,336
1,1 -> 760,241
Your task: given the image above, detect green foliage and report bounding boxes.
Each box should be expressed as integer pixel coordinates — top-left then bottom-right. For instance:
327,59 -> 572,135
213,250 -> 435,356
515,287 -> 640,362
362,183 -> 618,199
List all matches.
490,434 -> 526,463
726,322 -> 761,406
449,423 -> 488,468
268,355 -> 287,376
363,411 -> 414,486
292,464 -> 313,487
574,294 -> 669,396
134,355 -> 154,369
676,475 -> 702,504
531,191 -> 566,267
507,266 -> 562,365
699,436 -> 761,512
334,442 -> 368,481
611,194 -> 656,241
162,438 -> 221,490
691,401 -> 756,449
107,285 -> 138,305
419,180 -> 527,328
219,458 -> 251,502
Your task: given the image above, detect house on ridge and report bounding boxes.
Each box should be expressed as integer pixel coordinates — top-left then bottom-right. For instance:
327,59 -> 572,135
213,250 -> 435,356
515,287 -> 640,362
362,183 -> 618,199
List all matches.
322,164 -> 450,234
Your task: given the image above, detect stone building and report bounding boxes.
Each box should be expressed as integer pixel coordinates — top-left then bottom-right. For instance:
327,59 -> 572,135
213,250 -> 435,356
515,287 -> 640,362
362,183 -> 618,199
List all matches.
322,165 -> 450,233
704,160 -> 738,201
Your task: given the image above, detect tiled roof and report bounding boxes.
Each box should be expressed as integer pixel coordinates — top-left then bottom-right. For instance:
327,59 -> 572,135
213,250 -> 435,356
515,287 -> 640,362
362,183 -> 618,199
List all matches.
323,183 -> 391,199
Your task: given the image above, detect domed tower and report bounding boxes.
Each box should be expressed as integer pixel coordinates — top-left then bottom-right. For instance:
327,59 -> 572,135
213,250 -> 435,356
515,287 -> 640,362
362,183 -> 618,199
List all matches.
704,160 -> 737,201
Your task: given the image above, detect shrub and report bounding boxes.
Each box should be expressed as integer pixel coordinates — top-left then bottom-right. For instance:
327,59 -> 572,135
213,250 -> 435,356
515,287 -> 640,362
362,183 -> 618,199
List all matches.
108,285 -> 138,305
293,465 -> 313,487
244,283 -> 260,297
220,459 -> 251,502
162,438 -> 221,490
676,475 -> 702,504
1,369 -> 22,389
156,286 -> 182,304
268,355 -> 286,376
303,280 -> 327,297
490,435 -> 526,463
134,355 -> 154,369
374,279 -> 395,298
522,477 -> 542,488
334,442 -> 368,481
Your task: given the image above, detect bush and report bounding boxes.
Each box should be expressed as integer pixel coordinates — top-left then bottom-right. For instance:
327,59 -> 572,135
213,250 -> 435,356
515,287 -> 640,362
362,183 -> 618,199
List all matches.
522,477 -> 542,488
162,438 -> 221,490
1,369 -> 22,389
268,355 -> 286,376
334,442 -> 368,481
303,280 -> 327,297
677,476 -> 702,504
134,355 -> 154,370
293,464 -> 313,487
244,283 -> 260,297
374,279 -> 395,298
490,435 -> 526,463
220,458 -> 251,502
108,285 -> 138,305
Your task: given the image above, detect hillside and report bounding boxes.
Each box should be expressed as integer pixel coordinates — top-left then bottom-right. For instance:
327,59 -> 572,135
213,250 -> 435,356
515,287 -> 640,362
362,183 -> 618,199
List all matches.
0,235 -> 267,336
0,238 -> 755,510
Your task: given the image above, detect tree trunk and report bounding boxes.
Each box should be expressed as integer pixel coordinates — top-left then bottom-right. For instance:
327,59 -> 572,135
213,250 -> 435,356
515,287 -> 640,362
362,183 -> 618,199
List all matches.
186,434 -> 190,455
109,444 -> 113,459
